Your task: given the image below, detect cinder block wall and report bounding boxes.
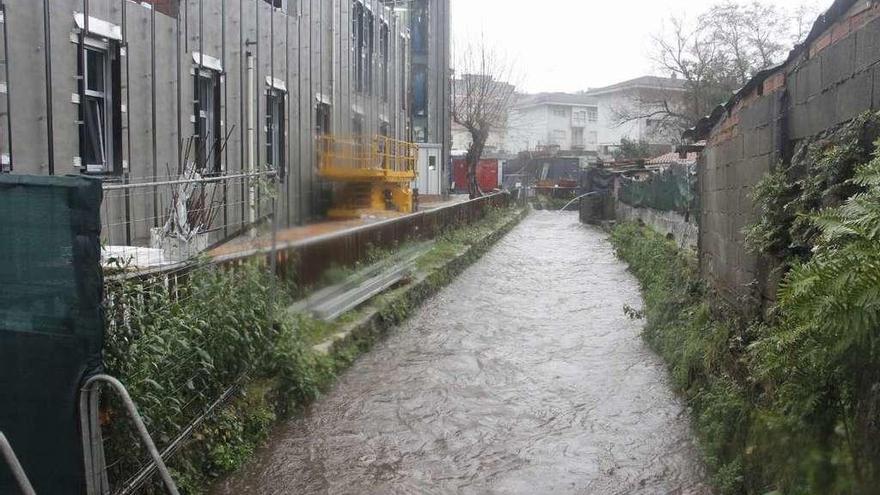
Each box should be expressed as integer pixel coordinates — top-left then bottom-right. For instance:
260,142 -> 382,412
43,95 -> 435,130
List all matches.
698,1 -> 880,310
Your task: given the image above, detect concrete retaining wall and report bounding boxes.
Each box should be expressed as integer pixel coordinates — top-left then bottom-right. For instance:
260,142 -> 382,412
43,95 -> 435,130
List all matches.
697,1 -> 880,310
616,201 -> 698,251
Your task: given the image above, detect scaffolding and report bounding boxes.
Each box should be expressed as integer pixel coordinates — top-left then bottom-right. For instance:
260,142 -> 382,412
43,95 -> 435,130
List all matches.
317,134 -> 418,219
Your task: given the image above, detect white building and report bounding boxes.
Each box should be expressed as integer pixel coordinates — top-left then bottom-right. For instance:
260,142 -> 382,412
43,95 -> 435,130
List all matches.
586,76 -> 688,156
503,76 -> 688,157
505,93 -> 600,154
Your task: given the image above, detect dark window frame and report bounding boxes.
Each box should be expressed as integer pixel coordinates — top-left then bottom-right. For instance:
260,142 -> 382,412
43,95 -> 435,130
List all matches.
78,37 -> 122,176
193,68 -> 222,175
266,88 -> 286,178
380,20 -> 389,101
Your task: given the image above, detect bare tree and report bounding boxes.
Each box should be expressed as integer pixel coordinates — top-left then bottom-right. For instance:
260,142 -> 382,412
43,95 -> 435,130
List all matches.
614,1 -> 818,138
610,15 -> 728,140
452,42 -> 517,198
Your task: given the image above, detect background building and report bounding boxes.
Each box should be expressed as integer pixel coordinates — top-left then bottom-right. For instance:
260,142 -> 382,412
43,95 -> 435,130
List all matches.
505,93 -> 600,155
503,76 -> 687,158
586,75 -> 688,156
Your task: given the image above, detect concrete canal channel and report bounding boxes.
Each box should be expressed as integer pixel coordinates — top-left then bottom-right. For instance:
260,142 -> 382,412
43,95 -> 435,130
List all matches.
214,211 -> 709,494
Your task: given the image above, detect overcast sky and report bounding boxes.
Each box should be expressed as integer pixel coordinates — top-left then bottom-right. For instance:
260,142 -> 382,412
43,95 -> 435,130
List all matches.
451,0 -> 825,93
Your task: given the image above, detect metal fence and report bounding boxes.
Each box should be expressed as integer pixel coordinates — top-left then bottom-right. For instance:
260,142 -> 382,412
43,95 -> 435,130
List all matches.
100,172 -> 277,270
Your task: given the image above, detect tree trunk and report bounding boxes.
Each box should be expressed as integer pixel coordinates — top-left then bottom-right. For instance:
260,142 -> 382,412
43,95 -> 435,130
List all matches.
465,128 -> 489,199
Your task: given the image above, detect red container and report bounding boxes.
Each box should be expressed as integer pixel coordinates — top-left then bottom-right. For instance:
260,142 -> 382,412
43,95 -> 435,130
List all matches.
452,159 -> 499,193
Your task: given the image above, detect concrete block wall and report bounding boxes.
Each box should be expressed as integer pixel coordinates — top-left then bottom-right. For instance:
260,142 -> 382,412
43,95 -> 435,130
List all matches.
0,0 -> 417,247
616,202 -> 698,250
698,1 -> 880,309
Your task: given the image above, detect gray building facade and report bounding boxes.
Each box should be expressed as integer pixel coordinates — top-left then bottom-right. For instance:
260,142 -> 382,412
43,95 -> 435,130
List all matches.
384,0 -> 450,195
0,0 -> 433,250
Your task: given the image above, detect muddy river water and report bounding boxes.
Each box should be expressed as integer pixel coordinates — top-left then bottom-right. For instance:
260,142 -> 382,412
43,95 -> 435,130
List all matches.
214,211 -> 710,494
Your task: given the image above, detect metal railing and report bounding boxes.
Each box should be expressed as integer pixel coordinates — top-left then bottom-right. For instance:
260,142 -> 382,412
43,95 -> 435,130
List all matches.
0,431 -> 36,495
100,171 -> 277,270
79,374 -> 180,495
317,134 -> 418,178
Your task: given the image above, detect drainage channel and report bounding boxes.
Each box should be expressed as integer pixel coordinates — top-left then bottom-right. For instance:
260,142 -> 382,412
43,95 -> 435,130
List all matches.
213,211 -> 710,494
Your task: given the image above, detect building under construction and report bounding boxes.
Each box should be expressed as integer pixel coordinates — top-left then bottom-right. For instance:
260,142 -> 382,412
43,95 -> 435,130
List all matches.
0,0 -> 450,255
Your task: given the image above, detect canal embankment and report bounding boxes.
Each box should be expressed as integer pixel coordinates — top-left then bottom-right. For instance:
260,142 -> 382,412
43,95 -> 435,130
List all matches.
101,201 -> 527,493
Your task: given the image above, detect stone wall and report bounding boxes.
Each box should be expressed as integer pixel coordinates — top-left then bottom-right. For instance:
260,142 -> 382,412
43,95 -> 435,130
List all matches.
697,0 -> 880,310
616,201 -> 698,251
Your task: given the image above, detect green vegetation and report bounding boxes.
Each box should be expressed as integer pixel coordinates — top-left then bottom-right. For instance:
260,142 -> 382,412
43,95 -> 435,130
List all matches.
611,138 -> 880,494
610,223 -> 752,494
745,111 -> 880,262
103,262 -> 330,493
103,204 -> 525,494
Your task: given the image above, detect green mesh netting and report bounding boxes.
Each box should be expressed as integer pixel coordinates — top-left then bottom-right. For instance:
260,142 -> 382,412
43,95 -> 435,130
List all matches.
0,174 -> 104,494
618,164 -> 696,215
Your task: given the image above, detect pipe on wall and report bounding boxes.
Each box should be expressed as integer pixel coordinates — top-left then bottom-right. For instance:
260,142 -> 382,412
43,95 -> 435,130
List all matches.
246,51 -> 256,234
43,0 -> 55,174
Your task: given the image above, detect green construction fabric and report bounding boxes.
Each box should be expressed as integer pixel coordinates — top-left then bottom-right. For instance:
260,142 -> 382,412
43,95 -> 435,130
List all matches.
618,164 -> 696,214
0,174 -> 104,494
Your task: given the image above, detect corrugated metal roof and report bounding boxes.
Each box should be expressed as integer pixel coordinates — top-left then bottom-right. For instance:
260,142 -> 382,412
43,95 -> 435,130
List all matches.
646,151 -> 699,166
515,92 -> 598,108
585,76 -> 688,96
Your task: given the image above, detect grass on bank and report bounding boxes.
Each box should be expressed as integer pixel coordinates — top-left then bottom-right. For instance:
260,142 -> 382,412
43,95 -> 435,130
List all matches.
102,204 -> 525,494
612,196 -> 880,494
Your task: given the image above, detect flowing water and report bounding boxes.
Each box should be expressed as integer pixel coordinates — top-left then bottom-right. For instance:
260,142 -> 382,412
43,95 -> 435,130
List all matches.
213,211 -> 710,494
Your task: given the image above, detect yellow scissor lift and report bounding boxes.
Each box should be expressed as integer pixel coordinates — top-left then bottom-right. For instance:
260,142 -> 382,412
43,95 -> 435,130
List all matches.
317,134 -> 419,219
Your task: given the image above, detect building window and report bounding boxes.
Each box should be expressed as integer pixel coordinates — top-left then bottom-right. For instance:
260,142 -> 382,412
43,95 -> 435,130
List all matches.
266,89 -> 285,176
352,113 -> 364,136
194,69 -> 221,174
352,1 -> 374,94
316,102 -> 331,136
572,110 -> 587,127
412,2 -> 428,55
588,131 -> 598,144
587,107 -> 598,122
551,106 -> 567,117
571,128 -> 584,147
261,0 -> 288,11
413,66 -> 427,117
551,129 -> 566,145
380,21 -> 389,101
79,39 -> 120,174
365,10 -> 374,94
353,1 -> 366,93
401,35 -> 407,110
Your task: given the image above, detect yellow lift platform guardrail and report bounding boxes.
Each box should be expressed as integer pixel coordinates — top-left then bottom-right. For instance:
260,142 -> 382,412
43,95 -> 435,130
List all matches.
317,135 -> 419,219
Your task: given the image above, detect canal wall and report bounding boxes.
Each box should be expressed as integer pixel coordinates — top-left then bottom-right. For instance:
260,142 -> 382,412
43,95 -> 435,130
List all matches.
688,0 -> 880,311
311,207 -> 529,357
615,202 -> 698,251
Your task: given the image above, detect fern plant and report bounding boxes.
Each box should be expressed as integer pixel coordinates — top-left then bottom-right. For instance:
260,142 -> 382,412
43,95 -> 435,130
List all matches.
750,145 -> 880,493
